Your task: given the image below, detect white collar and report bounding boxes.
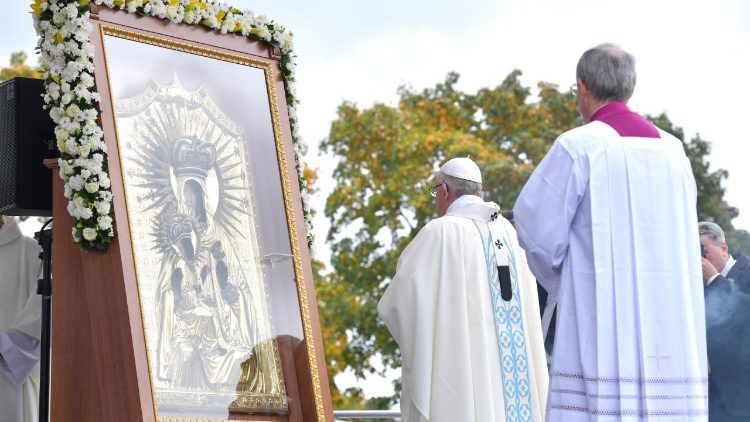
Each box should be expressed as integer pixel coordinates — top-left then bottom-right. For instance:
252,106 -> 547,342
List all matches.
721,255 -> 736,277
0,218 -> 22,247
445,195 -> 500,222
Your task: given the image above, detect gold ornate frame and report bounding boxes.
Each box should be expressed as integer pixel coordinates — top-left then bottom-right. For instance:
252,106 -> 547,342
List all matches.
98,24 -> 327,422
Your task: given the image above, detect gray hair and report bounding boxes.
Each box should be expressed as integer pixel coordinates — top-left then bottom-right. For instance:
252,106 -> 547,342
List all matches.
576,43 -> 636,103
442,173 -> 482,198
699,221 -> 726,246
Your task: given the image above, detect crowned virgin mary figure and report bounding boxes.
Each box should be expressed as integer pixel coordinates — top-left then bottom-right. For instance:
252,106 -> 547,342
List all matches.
155,137 -> 265,393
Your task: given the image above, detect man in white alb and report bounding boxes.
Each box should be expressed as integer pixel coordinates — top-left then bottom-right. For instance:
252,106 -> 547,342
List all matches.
379,157 -> 548,422
0,216 -> 43,422
514,44 -> 708,420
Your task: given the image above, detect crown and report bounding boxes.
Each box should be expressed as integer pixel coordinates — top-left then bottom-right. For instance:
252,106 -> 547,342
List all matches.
172,137 -> 216,178
167,214 -> 194,245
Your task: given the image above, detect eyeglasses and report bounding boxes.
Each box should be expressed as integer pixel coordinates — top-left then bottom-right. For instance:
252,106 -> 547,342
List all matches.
570,83 -> 578,96
429,182 -> 445,197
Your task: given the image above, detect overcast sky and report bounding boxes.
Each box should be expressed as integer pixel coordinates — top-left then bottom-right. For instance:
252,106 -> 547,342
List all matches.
4,0 -> 749,247
4,0 -> 750,399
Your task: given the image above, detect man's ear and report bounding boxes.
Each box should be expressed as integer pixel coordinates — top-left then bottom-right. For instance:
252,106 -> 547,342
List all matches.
577,78 -> 589,96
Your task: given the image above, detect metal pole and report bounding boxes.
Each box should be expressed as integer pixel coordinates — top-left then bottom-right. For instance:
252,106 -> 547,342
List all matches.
35,219 -> 53,422
333,410 -> 401,419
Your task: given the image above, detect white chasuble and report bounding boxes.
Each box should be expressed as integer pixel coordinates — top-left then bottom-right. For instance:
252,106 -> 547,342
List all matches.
0,218 -> 43,422
378,196 -> 548,422
514,121 -> 708,421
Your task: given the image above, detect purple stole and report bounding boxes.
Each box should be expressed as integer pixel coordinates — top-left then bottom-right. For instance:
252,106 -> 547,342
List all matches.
591,102 -> 661,138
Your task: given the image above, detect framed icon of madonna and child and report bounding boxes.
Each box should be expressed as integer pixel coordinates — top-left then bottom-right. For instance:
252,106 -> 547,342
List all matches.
73,6 -> 333,421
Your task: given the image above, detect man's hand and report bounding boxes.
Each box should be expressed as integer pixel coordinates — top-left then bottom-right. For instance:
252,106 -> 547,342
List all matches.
702,258 -> 719,283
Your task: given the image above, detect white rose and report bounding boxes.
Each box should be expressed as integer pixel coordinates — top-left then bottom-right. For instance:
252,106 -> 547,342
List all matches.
55,127 -> 69,142
78,145 -> 91,157
66,104 -> 80,117
85,182 -> 99,193
52,13 -> 65,25
71,227 -> 81,242
49,107 -> 63,123
82,227 -> 97,241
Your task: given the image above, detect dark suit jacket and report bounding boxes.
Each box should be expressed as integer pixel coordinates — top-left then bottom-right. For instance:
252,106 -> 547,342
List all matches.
705,252 -> 750,418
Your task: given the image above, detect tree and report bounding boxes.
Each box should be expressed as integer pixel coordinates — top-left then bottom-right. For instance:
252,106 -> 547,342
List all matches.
317,71 -> 745,409
318,71 -> 578,409
0,51 -> 42,81
646,114 -> 750,251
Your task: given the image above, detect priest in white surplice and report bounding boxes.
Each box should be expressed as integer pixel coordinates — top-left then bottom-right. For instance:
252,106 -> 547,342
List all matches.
514,43 -> 708,421
378,157 -> 548,422
0,216 -> 42,422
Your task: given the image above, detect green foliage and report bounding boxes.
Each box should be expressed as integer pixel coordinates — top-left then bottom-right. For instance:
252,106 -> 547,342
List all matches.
645,114 -> 748,251
730,229 -> 750,256
318,72 -> 743,410
318,71 -> 578,408
0,52 -> 43,81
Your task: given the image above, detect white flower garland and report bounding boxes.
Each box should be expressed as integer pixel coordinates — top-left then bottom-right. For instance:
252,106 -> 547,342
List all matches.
32,0 -> 315,252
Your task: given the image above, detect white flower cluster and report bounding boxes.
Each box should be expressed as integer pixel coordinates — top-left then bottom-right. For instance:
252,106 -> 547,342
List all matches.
33,0 -> 115,250
35,0 -> 315,252
95,0 -> 294,52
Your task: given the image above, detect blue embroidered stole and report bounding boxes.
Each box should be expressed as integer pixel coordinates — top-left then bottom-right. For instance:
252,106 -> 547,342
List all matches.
473,220 -> 535,421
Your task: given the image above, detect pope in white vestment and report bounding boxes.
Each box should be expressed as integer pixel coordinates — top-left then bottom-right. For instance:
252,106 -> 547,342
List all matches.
514,44 -> 708,421
0,216 -> 43,422
378,158 -> 548,422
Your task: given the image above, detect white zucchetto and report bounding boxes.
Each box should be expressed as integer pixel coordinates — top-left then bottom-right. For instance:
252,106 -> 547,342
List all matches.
439,157 -> 482,183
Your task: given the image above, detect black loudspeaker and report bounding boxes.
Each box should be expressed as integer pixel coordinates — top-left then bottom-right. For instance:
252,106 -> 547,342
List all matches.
0,77 -> 58,216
